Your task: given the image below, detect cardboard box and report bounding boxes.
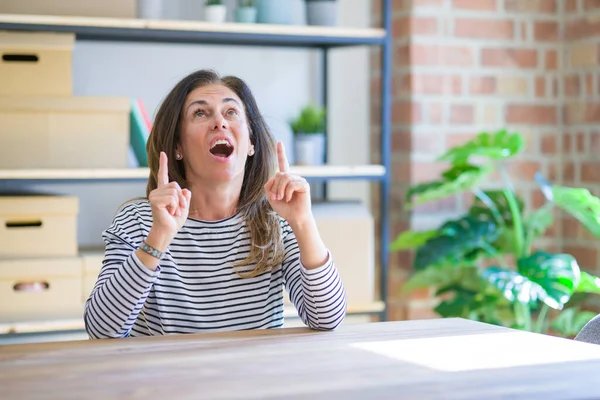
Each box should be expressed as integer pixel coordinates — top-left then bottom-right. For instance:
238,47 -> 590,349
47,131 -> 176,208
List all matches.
0,257 -> 83,323
0,96 -> 131,169
0,195 -> 79,259
0,0 -> 136,18
0,31 -> 74,97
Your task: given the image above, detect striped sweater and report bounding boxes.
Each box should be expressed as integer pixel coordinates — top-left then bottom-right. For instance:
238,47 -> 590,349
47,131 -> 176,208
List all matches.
84,200 -> 347,339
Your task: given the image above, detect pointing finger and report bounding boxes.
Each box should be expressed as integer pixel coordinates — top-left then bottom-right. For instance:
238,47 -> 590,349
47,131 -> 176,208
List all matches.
157,151 -> 169,188
277,141 -> 289,173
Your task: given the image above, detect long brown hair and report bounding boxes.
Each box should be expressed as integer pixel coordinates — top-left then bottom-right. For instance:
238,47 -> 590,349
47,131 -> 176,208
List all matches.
145,69 -> 284,277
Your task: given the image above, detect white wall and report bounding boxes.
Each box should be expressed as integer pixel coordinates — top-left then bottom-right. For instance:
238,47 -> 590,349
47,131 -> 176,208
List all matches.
6,0 -> 372,248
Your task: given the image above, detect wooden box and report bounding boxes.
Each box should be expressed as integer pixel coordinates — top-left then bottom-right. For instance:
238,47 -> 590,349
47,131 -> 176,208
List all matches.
0,96 -> 131,169
0,31 -> 74,97
0,257 -> 83,323
312,202 -> 375,305
0,196 -> 79,259
0,0 -> 136,18
81,252 -> 103,303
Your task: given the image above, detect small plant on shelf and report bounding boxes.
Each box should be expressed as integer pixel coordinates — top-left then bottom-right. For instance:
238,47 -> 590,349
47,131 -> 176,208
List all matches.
238,0 -> 255,6
290,104 -> 326,135
392,129 -> 600,338
206,0 -> 223,5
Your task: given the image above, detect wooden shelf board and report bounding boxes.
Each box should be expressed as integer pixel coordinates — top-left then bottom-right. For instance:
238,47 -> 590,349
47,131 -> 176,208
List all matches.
0,301 -> 385,336
0,165 -> 386,181
0,14 -> 386,47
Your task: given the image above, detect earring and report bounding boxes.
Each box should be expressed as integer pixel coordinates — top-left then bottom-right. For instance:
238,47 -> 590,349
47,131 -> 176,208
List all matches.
248,146 -> 255,156
176,152 -> 182,160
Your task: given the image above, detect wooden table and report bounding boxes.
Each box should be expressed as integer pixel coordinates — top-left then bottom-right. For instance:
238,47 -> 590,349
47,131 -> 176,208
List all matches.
2,318 -> 600,399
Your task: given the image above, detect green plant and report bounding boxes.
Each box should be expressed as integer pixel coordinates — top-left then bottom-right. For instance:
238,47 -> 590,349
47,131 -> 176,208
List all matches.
238,0 -> 255,7
290,104 -> 326,135
392,129 -> 600,337
206,0 -> 223,6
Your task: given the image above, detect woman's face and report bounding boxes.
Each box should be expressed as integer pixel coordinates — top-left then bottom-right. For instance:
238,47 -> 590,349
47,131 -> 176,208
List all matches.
177,83 -> 252,184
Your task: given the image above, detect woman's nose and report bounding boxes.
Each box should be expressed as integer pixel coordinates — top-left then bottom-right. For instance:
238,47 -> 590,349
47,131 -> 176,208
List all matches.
212,113 -> 228,130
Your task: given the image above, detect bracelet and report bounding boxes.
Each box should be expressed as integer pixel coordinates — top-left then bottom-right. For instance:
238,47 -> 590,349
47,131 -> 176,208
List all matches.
139,241 -> 164,260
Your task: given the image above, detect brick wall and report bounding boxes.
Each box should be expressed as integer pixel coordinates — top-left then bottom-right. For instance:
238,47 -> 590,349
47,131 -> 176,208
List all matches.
562,0 -> 600,274
371,0 -> 582,320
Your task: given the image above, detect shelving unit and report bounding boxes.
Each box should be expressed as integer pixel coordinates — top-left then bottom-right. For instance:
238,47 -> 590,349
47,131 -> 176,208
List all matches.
0,0 -> 392,337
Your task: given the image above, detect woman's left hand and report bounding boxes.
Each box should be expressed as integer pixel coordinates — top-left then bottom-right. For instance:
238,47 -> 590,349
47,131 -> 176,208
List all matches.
265,141 -> 312,227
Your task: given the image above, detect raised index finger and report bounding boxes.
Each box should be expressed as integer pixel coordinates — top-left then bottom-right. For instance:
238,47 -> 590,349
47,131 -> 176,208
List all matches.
277,141 -> 289,173
157,151 -> 169,188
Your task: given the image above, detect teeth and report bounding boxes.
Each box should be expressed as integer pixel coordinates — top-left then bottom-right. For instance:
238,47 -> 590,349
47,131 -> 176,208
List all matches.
211,139 -> 232,149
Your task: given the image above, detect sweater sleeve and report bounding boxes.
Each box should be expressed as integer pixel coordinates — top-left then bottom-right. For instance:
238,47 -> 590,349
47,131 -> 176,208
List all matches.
84,202 -> 160,339
281,220 -> 347,330
574,314 -> 600,345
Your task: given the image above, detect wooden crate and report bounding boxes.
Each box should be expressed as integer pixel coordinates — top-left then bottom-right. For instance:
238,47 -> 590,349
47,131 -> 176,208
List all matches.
0,257 -> 83,323
0,31 -> 74,97
0,96 -> 131,168
0,195 -> 78,258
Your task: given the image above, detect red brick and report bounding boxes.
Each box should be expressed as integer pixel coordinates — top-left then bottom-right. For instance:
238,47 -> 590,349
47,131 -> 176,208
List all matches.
454,18 -> 514,40
453,0 -> 497,10
541,133 -> 558,153
590,131 -> 600,154
393,16 -> 439,37
407,303 -> 439,320
481,48 -> 538,68
545,50 -> 558,70
581,162 -> 600,182
566,0 -> 578,11
563,245 -> 599,269
565,75 -> 581,97
412,44 -> 475,67
446,133 -> 477,148
395,44 -> 410,68
392,100 -> 421,124
469,76 -> 496,94
586,74 -> 594,96
563,161 -> 576,181
450,104 -> 475,124
414,132 -> 444,153
534,21 -> 559,41
428,103 -> 445,124
565,103 -> 600,124
506,104 -> 558,124
507,161 -> 542,180
566,19 -> 600,40
504,0 -> 556,13
411,74 -> 444,94
536,77 -> 546,97
391,131 -> 412,153
584,0 -> 600,11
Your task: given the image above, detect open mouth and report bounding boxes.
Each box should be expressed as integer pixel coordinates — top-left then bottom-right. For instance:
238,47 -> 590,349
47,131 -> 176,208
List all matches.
209,139 -> 234,158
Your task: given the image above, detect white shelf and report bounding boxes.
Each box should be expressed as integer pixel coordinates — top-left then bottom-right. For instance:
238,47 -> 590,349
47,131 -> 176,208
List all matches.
0,14 -> 386,47
0,165 -> 386,181
0,301 -> 385,336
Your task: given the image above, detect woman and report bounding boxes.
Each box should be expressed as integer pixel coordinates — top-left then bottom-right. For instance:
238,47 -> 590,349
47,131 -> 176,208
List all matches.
84,69 -> 347,339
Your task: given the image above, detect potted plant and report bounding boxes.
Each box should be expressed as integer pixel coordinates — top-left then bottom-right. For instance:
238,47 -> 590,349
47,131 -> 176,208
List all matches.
305,0 -> 337,26
392,129 -> 600,338
289,104 -> 326,166
236,0 -> 257,23
205,0 -> 227,23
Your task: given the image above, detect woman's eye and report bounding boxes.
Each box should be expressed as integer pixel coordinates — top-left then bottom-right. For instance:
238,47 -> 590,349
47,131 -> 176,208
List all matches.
226,109 -> 238,116
194,109 -> 206,117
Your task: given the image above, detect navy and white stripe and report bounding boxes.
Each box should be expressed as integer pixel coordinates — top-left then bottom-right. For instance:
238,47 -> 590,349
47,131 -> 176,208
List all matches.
84,200 -> 347,339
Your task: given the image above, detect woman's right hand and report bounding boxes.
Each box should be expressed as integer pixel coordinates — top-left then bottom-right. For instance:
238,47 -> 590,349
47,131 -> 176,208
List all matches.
147,151 -> 191,247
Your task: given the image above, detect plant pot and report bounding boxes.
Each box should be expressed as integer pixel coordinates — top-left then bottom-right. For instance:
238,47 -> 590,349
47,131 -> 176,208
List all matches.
256,0 -> 293,24
235,6 -> 257,23
205,4 -> 227,23
294,133 -> 325,166
137,0 -> 164,19
306,0 -> 337,26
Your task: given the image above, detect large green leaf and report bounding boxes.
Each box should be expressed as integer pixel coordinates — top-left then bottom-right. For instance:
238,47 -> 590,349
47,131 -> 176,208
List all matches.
414,215 -> 500,270
438,129 -> 525,165
390,230 -> 438,251
550,308 -> 597,338
517,252 -> 580,309
469,189 -> 525,226
575,271 -> 600,294
402,265 -> 482,292
523,204 -> 554,243
482,267 -> 547,306
434,288 -> 478,318
552,186 -> 600,237
406,164 -> 492,208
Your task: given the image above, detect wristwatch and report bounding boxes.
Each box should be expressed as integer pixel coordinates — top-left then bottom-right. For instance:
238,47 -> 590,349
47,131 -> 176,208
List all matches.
139,241 -> 164,260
